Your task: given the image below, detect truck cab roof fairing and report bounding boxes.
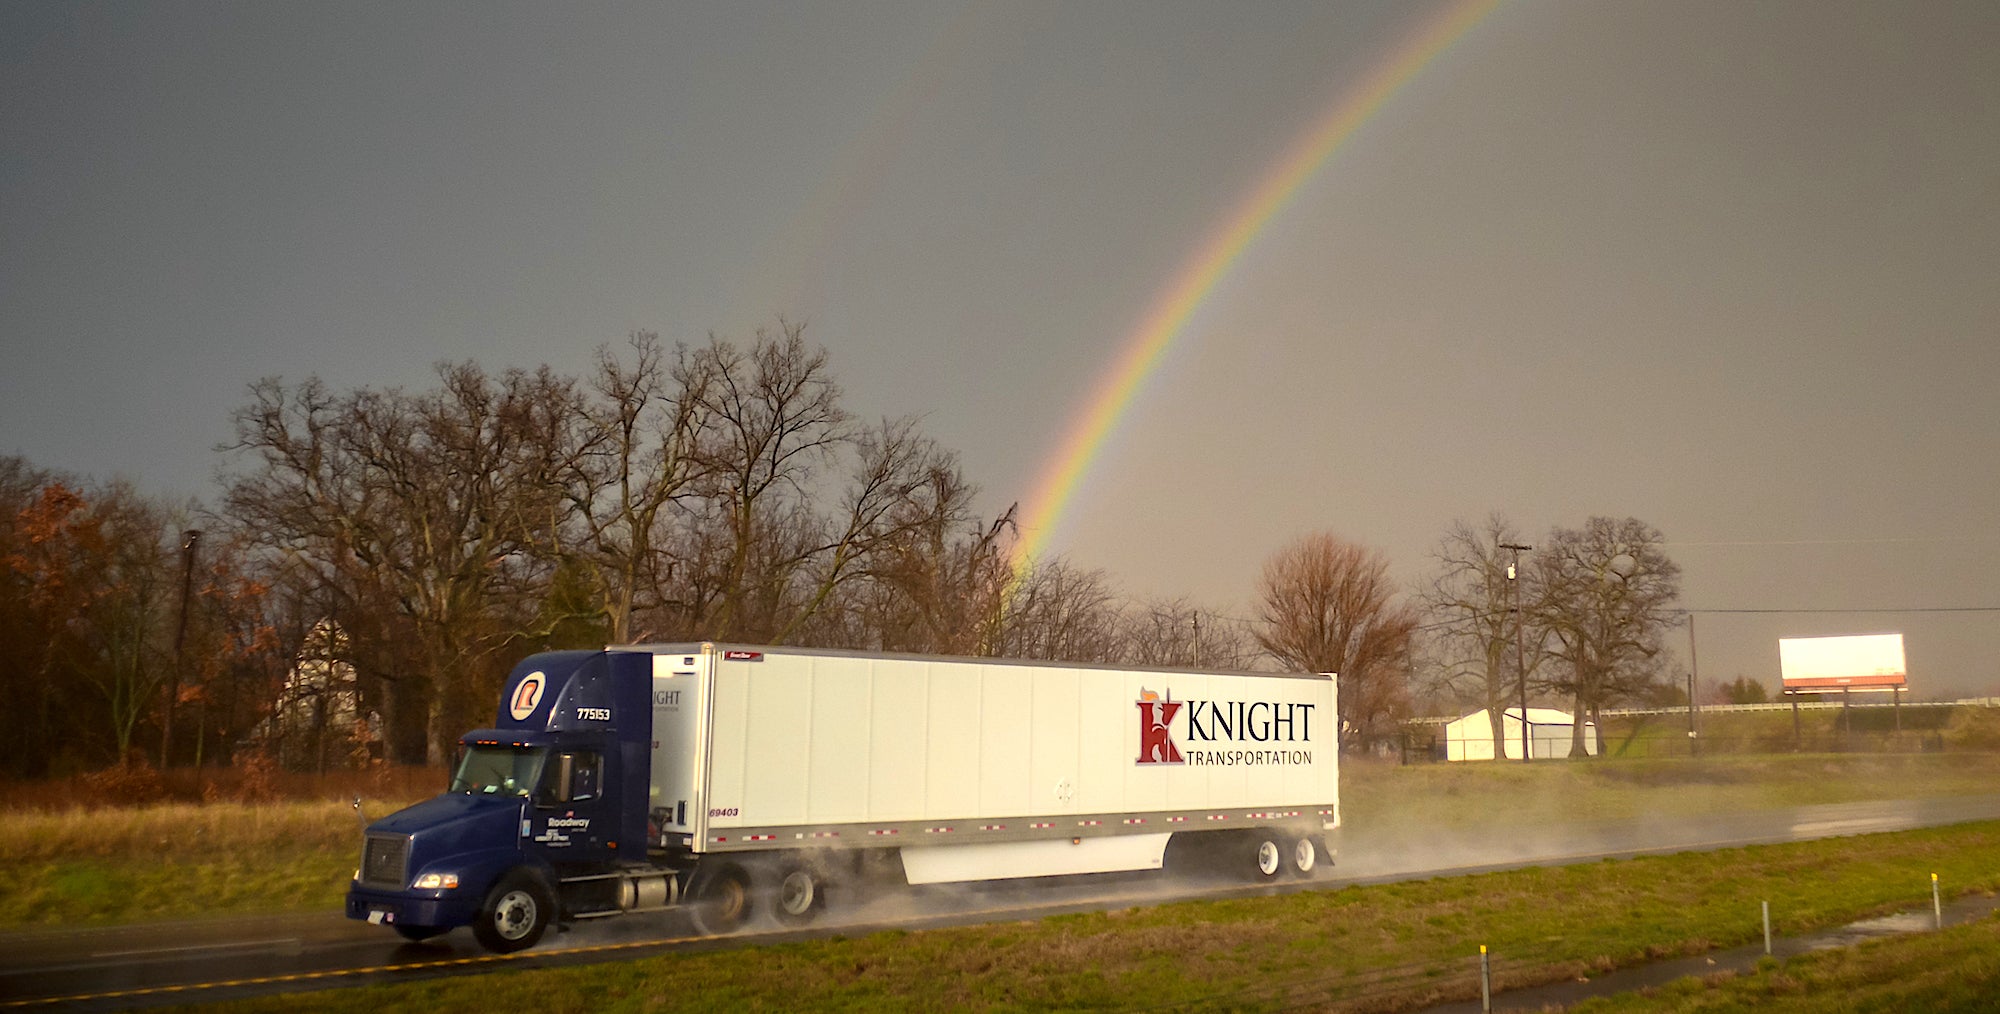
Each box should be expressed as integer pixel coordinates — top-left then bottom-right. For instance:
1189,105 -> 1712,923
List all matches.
496,651 -> 608,732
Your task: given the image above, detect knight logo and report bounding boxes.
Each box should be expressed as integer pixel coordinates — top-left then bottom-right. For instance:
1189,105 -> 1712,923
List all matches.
509,672 -> 546,721
1135,687 -> 1184,765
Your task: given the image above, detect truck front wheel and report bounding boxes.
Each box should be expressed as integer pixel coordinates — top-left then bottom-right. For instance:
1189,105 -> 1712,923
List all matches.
473,871 -> 553,953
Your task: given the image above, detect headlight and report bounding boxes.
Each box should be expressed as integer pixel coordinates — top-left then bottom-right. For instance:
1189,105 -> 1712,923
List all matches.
412,872 -> 460,890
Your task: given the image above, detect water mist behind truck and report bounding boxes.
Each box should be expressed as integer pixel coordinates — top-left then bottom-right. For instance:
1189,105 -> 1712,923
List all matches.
346,643 -> 1339,951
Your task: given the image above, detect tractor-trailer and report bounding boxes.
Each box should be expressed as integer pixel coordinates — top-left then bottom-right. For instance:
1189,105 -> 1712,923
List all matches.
346,643 -> 1339,951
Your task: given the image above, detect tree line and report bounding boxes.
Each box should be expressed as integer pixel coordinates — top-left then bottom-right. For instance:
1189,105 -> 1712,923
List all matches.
0,323 -> 1688,777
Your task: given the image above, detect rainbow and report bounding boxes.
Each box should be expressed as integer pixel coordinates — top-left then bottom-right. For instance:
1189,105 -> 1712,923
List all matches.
1007,0 -> 1502,578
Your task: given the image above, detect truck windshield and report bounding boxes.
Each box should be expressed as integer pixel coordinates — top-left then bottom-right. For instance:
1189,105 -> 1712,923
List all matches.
450,744 -> 547,798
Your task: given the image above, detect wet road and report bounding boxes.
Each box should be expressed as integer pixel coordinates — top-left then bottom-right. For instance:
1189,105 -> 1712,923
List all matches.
1333,792 -> 2000,881
7,792 -> 1999,1010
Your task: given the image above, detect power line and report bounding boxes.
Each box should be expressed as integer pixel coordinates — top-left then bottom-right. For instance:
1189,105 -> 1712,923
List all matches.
1667,537 -> 2000,547
1681,607 -> 2000,615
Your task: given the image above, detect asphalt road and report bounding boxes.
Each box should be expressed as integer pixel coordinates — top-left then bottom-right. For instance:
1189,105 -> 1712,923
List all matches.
7,792 -> 2000,1011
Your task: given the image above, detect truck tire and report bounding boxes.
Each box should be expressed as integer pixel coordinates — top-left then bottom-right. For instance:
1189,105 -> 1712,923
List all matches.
1288,835 -> 1318,877
473,870 -> 553,953
771,863 -> 826,926
1250,833 -> 1284,880
688,864 -> 752,935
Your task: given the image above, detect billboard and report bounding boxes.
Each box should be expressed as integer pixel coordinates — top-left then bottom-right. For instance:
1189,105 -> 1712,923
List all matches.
1778,633 -> 1907,691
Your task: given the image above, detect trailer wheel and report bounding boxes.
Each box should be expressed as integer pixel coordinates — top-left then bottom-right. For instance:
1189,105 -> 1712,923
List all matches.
688,864 -> 752,935
473,870 -> 552,953
1251,834 -> 1284,880
1289,835 -> 1318,877
771,864 -> 826,926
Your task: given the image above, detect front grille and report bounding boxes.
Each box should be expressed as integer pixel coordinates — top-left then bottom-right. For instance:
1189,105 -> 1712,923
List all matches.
360,832 -> 411,888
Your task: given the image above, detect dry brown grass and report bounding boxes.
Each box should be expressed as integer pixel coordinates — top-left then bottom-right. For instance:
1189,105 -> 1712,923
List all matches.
0,765 -> 445,926
4,799 -> 385,862
0,763 -> 445,812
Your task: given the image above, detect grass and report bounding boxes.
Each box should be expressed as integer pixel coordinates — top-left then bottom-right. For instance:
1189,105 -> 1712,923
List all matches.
1341,751 -> 2000,831
0,768 -> 438,927
159,820 -> 2000,1013
1574,915 -> 2000,1013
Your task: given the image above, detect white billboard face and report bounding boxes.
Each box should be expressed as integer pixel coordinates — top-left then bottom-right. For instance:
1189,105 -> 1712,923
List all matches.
1778,634 -> 1907,690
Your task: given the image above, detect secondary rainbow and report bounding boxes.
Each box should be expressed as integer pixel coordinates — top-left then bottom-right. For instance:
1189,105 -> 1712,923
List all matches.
1008,0 -> 1501,577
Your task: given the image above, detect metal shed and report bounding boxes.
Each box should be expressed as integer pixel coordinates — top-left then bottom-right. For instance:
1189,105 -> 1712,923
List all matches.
1442,707 -> 1598,761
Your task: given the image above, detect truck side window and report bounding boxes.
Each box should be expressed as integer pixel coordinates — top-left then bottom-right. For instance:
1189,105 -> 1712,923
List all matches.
536,751 -> 601,806
569,752 -> 600,802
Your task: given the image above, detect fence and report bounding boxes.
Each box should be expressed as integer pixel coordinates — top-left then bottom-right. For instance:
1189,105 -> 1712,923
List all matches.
1401,727 -> 1950,763
1402,699 -> 1982,763
1602,731 -> 1947,759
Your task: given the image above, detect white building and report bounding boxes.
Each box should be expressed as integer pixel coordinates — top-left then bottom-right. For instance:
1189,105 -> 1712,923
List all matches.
1442,707 -> 1598,761
257,619 -> 380,768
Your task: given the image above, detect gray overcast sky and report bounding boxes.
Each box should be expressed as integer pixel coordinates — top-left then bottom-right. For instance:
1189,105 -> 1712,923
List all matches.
4,1 -> 1997,698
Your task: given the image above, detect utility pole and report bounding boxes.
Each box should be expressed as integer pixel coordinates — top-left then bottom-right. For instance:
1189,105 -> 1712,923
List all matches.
1687,612 -> 1700,757
163,529 -> 201,768
1500,542 -> 1533,763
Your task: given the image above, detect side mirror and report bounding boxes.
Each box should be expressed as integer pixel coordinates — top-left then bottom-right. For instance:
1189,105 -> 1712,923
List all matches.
535,753 -> 576,808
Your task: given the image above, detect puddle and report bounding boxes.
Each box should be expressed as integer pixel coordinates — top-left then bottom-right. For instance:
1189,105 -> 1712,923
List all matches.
1801,910 -> 1935,951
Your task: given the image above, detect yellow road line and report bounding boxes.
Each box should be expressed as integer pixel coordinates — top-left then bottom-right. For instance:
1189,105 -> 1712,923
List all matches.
0,932 -> 712,1009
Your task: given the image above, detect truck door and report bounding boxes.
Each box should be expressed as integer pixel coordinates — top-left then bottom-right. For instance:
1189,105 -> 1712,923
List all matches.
527,747 -> 615,863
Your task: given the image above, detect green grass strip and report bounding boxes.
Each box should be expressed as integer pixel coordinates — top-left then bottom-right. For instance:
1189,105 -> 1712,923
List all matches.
171,820 -> 2000,1013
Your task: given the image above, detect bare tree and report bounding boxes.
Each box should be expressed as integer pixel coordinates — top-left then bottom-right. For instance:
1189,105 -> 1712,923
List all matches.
1531,516 -> 1683,758
181,526 -> 299,769
996,559 -> 1124,663
682,321 -> 848,640
225,376 -> 424,761
776,417 -> 965,644
1254,532 -> 1419,754
858,484 -> 1013,656
223,364 -> 578,762
564,332 -> 715,643
1421,515 -> 1544,757
1119,597 -> 1256,670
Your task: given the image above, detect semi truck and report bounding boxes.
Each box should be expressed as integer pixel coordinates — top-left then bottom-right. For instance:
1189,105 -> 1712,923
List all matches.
346,643 -> 1339,952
